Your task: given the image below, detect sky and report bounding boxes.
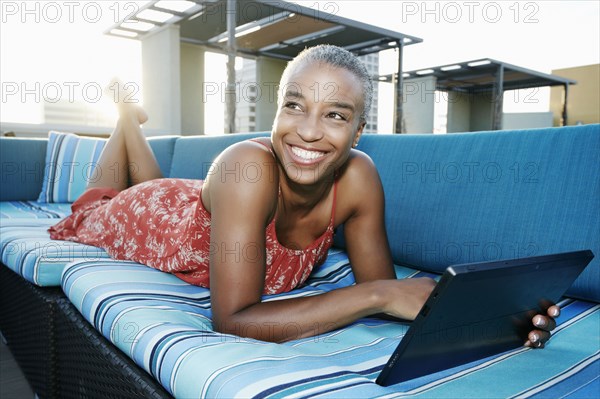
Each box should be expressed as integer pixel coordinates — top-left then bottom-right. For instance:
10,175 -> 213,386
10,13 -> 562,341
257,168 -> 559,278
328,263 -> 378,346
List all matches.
1,0 -> 146,124
326,0 -> 600,129
330,0 -> 600,73
1,0 -> 598,129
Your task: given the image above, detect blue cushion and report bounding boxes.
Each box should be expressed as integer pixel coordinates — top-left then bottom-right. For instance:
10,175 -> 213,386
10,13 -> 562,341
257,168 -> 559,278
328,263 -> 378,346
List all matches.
169,132 -> 268,179
38,131 -> 106,203
61,253 -> 600,398
0,218 -> 110,286
0,137 -> 47,201
352,125 -> 600,302
0,201 -> 71,219
147,136 -> 178,178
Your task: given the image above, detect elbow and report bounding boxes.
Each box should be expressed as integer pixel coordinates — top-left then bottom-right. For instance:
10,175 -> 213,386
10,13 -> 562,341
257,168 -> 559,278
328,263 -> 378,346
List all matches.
211,313 -> 280,342
212,313 -> 300,343
211,313 -> 240,337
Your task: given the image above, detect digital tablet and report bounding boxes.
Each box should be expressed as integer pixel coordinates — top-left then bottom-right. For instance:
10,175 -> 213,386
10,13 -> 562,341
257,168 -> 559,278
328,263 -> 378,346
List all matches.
376,250 -> 594,386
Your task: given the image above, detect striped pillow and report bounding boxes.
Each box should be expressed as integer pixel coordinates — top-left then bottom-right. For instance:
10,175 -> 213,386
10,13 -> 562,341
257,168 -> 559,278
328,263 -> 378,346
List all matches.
38,131 -> 106,203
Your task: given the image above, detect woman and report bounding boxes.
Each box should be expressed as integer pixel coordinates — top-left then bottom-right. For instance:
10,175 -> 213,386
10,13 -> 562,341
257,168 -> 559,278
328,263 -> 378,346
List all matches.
50,45 -> 558,344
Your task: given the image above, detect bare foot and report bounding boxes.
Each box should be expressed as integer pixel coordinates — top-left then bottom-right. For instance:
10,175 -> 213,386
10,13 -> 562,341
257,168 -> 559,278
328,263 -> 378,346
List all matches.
105,78 -> 148,125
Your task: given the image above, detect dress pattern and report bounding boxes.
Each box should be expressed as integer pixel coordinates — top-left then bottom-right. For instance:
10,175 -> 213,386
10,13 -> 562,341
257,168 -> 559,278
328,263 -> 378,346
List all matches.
49,178 -> 336,295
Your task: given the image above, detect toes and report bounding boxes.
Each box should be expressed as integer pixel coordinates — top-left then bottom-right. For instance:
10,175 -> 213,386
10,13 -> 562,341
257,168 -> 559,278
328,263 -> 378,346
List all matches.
105,78 -> 147,125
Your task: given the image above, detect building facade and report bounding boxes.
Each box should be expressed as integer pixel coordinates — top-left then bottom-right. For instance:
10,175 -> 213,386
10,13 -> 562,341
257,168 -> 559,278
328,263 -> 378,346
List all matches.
233,53 -> 380,134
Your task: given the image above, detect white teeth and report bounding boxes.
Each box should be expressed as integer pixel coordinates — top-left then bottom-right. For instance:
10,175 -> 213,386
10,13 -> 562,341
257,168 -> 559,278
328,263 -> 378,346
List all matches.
291,146 -> 325,161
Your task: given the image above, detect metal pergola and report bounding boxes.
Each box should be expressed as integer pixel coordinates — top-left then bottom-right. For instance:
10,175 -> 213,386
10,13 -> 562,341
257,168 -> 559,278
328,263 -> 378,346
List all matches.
104,0 -> 422,133
383,59 -> 577,130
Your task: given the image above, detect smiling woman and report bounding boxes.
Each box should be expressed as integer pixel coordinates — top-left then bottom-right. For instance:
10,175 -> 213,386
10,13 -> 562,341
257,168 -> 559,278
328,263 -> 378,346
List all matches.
273,64 -> 365,184
47,44 -> 559,345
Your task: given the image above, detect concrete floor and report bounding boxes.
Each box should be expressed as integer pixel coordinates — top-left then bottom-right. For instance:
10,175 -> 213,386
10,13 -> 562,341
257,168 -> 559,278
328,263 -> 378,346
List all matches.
0,336 -> 36,399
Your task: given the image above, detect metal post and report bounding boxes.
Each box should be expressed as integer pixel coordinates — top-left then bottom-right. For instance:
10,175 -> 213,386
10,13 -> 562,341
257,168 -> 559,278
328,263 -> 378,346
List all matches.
492,64 -> 504,130
225,0 -> 236,134
393,43 -> 404,134
562,83 -> 569,126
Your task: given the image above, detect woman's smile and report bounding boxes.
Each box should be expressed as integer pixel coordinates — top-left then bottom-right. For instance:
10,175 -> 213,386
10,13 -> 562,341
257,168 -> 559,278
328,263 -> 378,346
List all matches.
288,143 -> 330,165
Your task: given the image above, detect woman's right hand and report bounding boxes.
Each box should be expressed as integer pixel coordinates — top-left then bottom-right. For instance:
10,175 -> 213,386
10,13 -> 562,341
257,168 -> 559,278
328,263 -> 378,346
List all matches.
375,277 -> 437,321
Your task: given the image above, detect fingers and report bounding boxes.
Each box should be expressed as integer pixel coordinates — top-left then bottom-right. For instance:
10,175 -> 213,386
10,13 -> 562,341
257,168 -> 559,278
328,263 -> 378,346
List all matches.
525,340 -> 544,348
525,305 -> 561,349
533,314 -> 557,331
525,329 -> 551,348
547,305 -> 560,318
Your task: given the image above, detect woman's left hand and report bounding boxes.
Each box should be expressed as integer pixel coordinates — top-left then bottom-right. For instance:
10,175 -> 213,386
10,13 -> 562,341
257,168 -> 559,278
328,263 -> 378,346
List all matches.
525,305 -> 561,348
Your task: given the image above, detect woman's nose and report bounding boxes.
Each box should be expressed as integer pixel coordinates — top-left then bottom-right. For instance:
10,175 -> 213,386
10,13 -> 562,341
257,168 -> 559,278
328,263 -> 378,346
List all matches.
297,115 -> 324,142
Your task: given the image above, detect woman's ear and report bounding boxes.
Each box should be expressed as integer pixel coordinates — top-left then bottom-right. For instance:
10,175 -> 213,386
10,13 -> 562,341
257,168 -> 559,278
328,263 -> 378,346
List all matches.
352,121 -> 366,148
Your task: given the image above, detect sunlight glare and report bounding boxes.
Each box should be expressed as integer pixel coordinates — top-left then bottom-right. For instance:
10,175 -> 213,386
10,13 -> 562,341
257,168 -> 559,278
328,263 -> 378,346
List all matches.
1,5 -> 142,127
204,52 -> 227,135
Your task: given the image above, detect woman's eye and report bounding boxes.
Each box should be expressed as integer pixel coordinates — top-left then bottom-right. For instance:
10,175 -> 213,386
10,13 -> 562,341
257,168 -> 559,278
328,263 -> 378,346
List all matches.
284,102 -> 301,111
328,112 -> 346,121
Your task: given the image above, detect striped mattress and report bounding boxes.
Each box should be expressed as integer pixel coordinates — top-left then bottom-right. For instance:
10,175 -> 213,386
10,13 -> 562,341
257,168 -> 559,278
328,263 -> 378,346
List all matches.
0,203 -> 110,286
61,249 -> 600,398
0,201 -> 71,219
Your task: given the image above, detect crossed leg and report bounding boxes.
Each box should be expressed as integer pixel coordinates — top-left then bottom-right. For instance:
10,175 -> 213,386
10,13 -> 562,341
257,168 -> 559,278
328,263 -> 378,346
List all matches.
87,103 -> 163,191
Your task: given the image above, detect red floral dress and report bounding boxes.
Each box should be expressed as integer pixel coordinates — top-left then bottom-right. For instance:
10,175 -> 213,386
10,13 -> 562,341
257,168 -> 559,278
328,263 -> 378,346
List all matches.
49,178 -> 336,295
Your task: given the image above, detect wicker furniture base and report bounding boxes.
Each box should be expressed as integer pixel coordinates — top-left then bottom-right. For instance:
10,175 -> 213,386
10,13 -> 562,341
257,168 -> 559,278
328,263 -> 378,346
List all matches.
55,299 -> 172,399
0,264 -> 63,399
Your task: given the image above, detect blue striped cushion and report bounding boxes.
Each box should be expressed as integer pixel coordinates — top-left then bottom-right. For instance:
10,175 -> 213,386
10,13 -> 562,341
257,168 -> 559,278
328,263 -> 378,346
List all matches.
1,219 -> 110,286
61,250 -> 599,398
0,201 -> 71,219
352,125 -> 600,303
38,131 -> 106,203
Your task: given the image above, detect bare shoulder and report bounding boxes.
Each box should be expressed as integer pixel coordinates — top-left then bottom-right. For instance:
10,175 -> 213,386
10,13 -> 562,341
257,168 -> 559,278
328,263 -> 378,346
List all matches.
342,149 -> 379,177
335,149 -> 384,223
202,139 -> 279,218
207,139 -> 277,180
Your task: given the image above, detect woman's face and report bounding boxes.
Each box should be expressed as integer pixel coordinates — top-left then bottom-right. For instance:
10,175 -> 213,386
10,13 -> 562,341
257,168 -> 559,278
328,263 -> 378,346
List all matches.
271,62 -> 365,187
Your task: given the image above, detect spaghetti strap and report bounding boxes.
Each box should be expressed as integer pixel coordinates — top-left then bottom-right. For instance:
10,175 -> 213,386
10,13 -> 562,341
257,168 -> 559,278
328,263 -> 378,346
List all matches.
250,138 -> 273,153
330,176 -> 338,226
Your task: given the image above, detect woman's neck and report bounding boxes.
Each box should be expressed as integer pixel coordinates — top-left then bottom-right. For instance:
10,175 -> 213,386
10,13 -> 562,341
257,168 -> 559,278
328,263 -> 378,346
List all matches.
277,167 -> 335,215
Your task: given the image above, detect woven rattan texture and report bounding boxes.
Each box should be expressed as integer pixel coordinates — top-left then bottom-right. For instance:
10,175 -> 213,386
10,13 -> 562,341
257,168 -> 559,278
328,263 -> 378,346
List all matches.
0,265 -> 64,399
55,300 -> 172,399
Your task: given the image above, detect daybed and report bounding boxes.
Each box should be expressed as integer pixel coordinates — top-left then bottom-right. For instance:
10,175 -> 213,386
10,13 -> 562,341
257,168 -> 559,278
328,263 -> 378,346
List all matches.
1,124 -> 598,398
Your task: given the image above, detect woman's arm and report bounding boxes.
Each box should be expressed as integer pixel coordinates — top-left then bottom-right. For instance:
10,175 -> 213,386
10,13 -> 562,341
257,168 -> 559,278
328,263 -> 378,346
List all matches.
205,143 -> 431,342
338,151 -> 560,347
338,151 -> 396,282
206,145 -> 555,344
336,151 -> 437,318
